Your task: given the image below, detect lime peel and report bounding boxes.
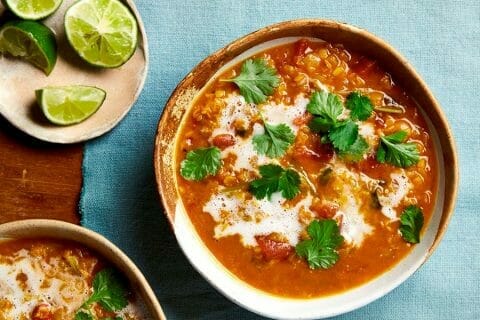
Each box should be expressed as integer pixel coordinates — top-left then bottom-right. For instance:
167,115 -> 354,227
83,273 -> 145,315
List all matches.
0,20 -> 57,75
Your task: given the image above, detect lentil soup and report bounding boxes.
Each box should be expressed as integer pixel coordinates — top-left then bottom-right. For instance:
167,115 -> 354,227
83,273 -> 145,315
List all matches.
175,39 -> 437,298
0,238 -> 147,319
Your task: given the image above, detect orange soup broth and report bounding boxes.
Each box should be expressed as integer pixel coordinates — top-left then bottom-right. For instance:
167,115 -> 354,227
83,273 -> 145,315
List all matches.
0,238 -> 143,319
175,39 -> 437,298
0,238 -> 105,283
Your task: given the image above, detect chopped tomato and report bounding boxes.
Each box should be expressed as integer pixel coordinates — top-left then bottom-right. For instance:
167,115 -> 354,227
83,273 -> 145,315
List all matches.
293,39 -> 310,64
315,142 -> 335,162
310,202 -> 339,219
212,134 -> 235,149
256,236 -> 293,261
31,303 -> 53,320
352,56 -> 376,75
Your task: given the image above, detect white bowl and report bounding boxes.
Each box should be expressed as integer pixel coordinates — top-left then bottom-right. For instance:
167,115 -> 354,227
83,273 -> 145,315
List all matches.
154,20 -> 458,319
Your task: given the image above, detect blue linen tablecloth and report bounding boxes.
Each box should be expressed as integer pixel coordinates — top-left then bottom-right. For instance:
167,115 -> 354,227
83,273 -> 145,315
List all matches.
80,1 -> 480,319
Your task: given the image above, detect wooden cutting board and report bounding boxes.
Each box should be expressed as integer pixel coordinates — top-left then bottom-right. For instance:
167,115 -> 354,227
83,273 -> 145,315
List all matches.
0,117 -> 82,224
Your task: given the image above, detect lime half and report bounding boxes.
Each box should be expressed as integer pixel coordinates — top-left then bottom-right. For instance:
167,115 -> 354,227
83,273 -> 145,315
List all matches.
64,0 -> 138,68
36,86 -> 106,125
0,20 -> 57,75
2,0 -> 63,20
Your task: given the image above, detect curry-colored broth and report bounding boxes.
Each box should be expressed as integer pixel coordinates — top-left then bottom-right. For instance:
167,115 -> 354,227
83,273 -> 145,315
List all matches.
175,40 -> 437,298
0,238 -> 145,319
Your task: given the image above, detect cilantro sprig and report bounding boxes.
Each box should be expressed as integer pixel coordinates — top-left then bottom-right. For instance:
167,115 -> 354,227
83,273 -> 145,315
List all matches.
338,135 -> 369,161
180,147 -> 222,181
249,164 -> 300,200
307,90 -> 373,161
75,269 -> 128,320
346,91 -> 374,121
226,58 -> 280,104
252,122 -> 295,158
328,120 -> 358,151
376,130 -> 420,168
399,205 -> 424,244
295,219 -> 344,269
307,90 -> 343,133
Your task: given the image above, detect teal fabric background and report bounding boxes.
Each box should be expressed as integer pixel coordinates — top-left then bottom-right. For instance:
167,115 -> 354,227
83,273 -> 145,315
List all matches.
80,0 -> 480,319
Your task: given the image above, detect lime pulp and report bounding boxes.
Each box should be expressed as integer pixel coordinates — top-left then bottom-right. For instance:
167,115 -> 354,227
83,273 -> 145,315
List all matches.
36,86 -> 106,125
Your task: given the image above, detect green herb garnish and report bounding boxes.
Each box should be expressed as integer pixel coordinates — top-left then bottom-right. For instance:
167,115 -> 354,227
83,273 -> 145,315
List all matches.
253,122 -> 295,158
307,90 -> 343,133
307,90 -> 369,161
249,164 -> 300,200
376,130 -> 420,168
226,58 -> 280,104
75,269 -> 128,320
180,147 -> 222,181
296,219 -> 344,269
346,91 -> 374,121
74,312 -> 92,320
328,120 -> 359,151
399,205 -> 424,244
338,135 -> 369,161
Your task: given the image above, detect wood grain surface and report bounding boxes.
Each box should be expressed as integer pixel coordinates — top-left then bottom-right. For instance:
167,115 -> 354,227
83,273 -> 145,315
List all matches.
0,117 -> 82,224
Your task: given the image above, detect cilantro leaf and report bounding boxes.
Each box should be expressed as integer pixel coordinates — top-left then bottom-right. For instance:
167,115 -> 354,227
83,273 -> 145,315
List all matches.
346,91 -> 374,121
307,219 -> 344,248
376,131 -> 420,167
296,242 -> 339,269
307,91 -> 343,133
400,205 -> 424,243
180,147 -> 222,181
382,130 -> 407,143
306,91 -> 371,161
75,269 -> 128,320
295,219 -> 344,269
227,58 -> 280,104
308,116 -> 333,133
338,135 -> 369,162
75,312 -> 93,320
249,164 -> 300,200
253,122 -> 295,158
85,269 -> 128,312
328,120 -> 359,151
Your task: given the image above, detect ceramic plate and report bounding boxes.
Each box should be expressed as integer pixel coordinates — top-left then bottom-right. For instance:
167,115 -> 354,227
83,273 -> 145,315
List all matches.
0,0 -> 148,143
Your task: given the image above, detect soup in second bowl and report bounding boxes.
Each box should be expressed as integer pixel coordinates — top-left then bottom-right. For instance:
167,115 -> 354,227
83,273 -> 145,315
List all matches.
0,238 -> 147,320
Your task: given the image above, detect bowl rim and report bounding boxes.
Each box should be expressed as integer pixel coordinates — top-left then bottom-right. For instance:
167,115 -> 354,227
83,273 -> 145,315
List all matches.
0,219 -> 166,320
153,18 -> 459,318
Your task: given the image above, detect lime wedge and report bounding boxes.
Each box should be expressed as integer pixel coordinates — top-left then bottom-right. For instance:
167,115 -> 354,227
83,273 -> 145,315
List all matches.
0,20 -> 57,75
2,0 -> 63,20
36,86 -> 106,125
64,0 -> 138,68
